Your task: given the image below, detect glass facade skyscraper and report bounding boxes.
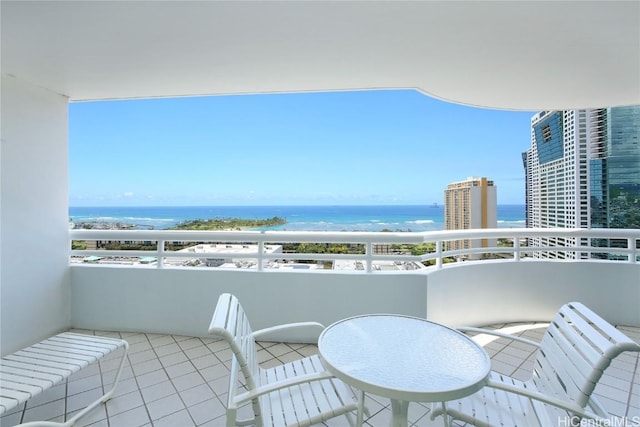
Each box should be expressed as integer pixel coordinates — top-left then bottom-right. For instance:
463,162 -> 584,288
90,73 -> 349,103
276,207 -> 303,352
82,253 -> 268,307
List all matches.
601,106 -> 640,228
523,106 -> 640,259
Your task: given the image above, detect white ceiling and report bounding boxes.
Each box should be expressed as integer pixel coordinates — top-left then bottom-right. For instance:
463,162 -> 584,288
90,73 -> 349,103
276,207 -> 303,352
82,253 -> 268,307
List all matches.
2,1 -> 639,110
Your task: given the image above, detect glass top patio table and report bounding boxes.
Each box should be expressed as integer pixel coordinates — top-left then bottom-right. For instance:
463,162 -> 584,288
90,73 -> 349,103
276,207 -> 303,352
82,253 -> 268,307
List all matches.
318,314 -> 491,427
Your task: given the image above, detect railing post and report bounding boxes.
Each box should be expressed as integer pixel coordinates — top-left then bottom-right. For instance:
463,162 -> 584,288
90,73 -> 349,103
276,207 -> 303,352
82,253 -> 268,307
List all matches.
365,242 -> 373,273
436,240 -> 442,269
157,239 -> 165,269
258,239 -> 265,272
514,236 -> 521,261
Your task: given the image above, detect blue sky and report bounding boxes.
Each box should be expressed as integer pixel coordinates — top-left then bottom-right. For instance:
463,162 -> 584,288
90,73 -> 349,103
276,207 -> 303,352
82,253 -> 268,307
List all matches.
69,89 -> 535,207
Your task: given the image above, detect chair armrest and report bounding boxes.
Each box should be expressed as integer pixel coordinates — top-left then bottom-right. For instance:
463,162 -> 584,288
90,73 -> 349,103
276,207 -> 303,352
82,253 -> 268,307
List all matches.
486,378 -> 605,421
457,326 -> 541,348
252,321 -> 325,339
230,370 -> 334,407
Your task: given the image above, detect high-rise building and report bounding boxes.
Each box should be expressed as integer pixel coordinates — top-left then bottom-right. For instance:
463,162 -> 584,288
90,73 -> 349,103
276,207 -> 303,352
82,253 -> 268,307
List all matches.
444,177 -> 497,259
523,106 -> 640,259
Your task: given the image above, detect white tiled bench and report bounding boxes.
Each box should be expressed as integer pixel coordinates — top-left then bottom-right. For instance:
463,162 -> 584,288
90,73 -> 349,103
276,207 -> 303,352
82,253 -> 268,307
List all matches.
0,332 -> 128,426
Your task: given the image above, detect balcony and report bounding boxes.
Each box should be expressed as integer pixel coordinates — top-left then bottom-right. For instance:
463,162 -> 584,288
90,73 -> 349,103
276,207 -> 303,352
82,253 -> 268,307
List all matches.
3,228 -> 640,426
2,2 -> 639,426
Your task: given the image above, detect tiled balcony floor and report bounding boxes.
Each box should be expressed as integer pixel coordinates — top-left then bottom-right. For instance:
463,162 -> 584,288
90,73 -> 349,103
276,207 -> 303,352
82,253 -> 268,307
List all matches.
2,324 -> 639,427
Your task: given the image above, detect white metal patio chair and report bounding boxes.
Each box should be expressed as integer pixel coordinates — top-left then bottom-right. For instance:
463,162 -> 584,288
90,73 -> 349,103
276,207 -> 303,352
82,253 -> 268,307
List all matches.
208,293 -> 360,427
431,302 -> 640,427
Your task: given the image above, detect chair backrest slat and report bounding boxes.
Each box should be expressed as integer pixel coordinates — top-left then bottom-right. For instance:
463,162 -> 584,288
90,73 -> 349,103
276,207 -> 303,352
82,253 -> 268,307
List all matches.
210,293 -> 234,339
570,303 -> 640,350
534,335 -> 591,405
209,293 -> 260,390
546,322 -> 585,367
542,320 -> 594,386
231,297 -> 255,362
533,302 -> 640,409
551,314 -> 601,369
560,307 -> 613,357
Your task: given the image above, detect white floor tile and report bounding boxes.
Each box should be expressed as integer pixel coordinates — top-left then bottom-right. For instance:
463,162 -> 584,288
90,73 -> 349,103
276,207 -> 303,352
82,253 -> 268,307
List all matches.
179,383 -> 216,407
107,405 -> 151,427
153,409 -> 196,427
140,380 -> 177,404
172,371 -> 206,392
22,399 -> 66,424
187,398 -> 226,426
67,388 -> 104,413
146,393 -> 185,421
105,390 -> 145,416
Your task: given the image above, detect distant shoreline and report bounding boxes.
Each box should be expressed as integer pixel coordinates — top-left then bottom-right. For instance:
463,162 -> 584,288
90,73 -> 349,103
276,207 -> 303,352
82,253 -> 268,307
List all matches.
69,204 -> 526,232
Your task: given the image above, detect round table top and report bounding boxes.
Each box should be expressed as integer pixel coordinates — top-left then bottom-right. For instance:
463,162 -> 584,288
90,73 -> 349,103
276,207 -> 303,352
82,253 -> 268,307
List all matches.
318,314 -> 491,402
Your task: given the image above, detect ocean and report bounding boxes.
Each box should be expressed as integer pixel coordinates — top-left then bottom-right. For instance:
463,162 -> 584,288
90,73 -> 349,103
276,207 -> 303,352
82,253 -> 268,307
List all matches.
68,205 -> 526,232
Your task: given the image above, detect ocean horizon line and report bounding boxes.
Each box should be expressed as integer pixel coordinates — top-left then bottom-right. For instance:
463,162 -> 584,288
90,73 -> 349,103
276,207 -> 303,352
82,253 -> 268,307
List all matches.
69,203 -> 525,208
69,204 -> 526,232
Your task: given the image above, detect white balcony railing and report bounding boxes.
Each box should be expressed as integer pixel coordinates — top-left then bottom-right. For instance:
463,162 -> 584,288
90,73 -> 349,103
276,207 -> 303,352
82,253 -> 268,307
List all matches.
70,228 -> 640,272
69,227 -> 640,337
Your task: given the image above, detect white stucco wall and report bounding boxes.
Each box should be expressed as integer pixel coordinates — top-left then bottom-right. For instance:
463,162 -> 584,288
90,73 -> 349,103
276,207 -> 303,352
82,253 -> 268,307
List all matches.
426,260 -> 640,327
1,75 -> 71,355
70,267 -> 428,342
70,259 -> 639,342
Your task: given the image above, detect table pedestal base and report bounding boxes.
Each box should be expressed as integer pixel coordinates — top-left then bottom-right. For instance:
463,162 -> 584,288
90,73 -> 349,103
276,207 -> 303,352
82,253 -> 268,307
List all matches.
390,399 -> 408,427
389,400 -> 451,427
